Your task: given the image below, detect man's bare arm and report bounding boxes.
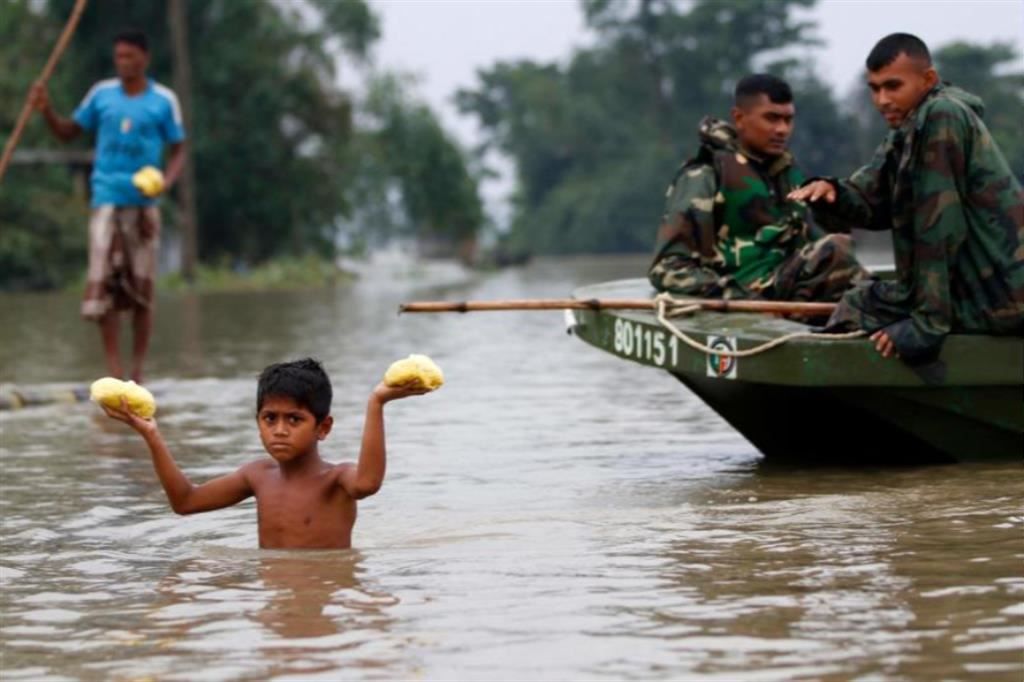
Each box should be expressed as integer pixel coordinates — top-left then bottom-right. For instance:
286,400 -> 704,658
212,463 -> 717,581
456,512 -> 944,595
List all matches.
102,401 -> 254,514
337,383 -> 428,500
162,141 -> 186,190
30,83 -> 82,142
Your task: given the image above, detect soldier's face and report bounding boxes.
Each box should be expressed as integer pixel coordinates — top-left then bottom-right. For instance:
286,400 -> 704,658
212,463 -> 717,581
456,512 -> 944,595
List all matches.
113,42 -> 149,82
867,53 -> 938,128
733,97 -> 795,158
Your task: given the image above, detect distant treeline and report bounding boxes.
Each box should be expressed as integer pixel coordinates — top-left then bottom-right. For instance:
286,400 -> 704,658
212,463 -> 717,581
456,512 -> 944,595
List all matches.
457,0 -> 1024,255
1,0 -> 1021,290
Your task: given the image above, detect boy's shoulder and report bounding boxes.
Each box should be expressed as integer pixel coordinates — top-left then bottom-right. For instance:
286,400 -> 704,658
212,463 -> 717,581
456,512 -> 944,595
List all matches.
238,458 -> 277,480
240,458 -> 350,481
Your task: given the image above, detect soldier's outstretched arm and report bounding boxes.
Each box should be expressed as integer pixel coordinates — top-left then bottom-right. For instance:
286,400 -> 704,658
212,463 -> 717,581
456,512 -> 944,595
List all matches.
790,142 -> 892,232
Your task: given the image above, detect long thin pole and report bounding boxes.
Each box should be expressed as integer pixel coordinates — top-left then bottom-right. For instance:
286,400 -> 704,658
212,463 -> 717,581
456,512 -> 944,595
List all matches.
0,0 -> 89,184
167,0 -> 199,282
400,298 -> 838,316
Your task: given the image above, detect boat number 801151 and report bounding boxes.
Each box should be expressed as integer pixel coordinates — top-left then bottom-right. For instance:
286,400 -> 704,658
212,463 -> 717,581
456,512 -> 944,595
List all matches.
612,318 -> 679,367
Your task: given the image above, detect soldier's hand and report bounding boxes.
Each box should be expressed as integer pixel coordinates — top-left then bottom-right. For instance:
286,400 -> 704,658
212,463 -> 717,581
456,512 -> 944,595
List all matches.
28,82 -> 51,113
869,330 -> 899,359
788,180 -> 836,204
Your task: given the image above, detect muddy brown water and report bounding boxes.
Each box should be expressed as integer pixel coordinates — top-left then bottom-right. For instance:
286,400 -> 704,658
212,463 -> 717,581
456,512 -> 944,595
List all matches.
1,256 -> 1021,680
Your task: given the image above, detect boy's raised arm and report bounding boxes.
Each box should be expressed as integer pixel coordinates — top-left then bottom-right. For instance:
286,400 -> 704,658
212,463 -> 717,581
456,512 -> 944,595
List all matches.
337,382 -> 427,500
103,401 -> 254,515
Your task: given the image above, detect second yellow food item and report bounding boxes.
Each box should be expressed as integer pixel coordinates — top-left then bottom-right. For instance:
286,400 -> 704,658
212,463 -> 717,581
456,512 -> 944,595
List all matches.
132,166 -> 165,198
383,354 -> 444,391
90,377 -> 157,418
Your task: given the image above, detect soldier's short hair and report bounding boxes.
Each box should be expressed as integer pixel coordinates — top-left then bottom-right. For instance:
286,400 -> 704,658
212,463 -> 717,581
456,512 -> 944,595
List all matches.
866,33 -> 931,71
734,74 -> 793,108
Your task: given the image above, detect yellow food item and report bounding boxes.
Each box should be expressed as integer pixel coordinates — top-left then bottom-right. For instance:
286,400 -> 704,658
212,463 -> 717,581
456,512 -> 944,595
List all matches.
132,166 -> 165,197
90,377 -> 124,410
383,354 -> 444,391
89,377 -> 157,417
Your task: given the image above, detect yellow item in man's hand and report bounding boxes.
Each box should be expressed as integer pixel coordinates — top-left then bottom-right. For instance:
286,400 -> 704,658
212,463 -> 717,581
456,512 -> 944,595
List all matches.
132,166 -> 165,197
383,354 -> 444,391
90,377 -> 157,417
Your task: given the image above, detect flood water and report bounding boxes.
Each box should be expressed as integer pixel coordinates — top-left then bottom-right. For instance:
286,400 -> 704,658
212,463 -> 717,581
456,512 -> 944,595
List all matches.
1,256 -> 1022,681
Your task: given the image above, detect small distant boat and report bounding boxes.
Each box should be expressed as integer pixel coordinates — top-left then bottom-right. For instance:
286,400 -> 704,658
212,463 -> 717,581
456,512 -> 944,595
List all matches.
567,278 -> 1024,463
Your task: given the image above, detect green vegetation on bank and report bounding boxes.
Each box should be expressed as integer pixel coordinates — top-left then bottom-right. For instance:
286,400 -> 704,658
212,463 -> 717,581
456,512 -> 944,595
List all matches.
54,255 -> 353,294
157,256 -> 353,293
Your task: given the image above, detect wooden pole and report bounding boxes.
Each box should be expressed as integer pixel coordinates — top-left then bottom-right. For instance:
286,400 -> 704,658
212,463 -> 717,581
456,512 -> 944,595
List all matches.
399,298 -> 838,316
0,0 -> 88,184
167,0 -> 199,282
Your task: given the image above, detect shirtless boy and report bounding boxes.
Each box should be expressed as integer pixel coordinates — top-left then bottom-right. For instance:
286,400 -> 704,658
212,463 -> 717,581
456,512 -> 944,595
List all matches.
101,358 -> 426,549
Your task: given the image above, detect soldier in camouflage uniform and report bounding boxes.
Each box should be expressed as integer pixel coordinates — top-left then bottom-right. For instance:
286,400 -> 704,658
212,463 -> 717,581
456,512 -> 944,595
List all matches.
649,74 -> 868,302
791,34 -> 1024,361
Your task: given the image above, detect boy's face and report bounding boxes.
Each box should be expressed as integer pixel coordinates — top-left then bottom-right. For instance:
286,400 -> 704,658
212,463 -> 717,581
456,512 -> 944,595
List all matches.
257,395 -> 332,463
867,53 -> 938,128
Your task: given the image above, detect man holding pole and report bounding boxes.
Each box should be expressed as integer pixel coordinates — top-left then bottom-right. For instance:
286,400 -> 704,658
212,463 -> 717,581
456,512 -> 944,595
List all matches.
30,29 -> 186,383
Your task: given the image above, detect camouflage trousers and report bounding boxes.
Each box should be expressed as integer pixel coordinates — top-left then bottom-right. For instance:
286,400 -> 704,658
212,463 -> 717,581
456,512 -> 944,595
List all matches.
763,234 -> 870,302
649,234 -> 869,302
825,278 -> 1024,362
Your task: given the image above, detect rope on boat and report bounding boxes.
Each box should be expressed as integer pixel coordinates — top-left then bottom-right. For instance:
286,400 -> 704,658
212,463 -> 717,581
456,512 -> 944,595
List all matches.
653,293 -> 866,359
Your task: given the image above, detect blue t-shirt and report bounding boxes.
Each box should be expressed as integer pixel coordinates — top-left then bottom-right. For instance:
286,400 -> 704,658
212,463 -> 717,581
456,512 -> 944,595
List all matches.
73,78 -> 186,207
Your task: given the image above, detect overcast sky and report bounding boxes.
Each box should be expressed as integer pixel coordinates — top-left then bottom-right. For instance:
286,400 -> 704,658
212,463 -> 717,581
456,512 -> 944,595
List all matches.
360,0 -> 1024,213
368,0 -> 1022,138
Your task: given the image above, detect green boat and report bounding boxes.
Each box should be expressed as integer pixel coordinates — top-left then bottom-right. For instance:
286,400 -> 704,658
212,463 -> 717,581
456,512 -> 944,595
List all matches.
568,278 -> 1024,463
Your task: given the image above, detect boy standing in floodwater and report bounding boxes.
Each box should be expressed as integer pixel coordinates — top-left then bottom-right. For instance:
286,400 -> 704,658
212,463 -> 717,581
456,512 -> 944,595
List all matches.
101,358 -> 427,549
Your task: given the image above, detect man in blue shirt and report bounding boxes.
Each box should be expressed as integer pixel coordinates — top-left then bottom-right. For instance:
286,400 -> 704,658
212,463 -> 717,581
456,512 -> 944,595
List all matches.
31,29 -> 186,383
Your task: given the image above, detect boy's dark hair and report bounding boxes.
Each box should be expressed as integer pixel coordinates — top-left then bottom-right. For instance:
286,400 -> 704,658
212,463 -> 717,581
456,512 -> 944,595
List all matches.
113,28 -> 149,53
866,33 -> 932,71
734,74 -> 793,108
257,358 -> 332,423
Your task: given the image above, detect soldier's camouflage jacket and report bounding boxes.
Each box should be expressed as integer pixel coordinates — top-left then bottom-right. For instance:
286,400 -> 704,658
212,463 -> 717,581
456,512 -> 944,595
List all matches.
648,117 -> 863,301
813,84 -> 1024,360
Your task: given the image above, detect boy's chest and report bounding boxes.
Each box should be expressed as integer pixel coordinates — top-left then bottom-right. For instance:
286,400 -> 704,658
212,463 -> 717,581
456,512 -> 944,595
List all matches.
252,476 -> 354,545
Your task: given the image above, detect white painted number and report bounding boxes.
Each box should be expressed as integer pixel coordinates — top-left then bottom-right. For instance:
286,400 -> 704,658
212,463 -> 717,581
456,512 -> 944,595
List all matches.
652,332 -> 665,365
613,318 -> 679,367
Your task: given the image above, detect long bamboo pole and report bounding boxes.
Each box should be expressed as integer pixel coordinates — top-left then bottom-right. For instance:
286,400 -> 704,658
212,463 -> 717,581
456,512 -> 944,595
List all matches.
400,298 -> 837,316
0,0 -> 89,184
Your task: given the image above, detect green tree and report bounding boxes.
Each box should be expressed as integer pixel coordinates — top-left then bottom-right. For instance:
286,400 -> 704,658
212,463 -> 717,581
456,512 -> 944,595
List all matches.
362,75 -> 484,252
458,0 -> 838,255
0,0 -> 87,289
1,0 -> 484,289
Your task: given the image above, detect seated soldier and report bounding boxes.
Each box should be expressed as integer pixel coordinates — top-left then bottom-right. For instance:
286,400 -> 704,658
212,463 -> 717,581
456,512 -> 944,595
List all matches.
649,74 -> 868,302
789,34 -> 1024,361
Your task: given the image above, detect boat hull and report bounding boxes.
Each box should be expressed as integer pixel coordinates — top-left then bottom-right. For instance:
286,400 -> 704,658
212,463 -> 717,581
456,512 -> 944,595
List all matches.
569,279 -> 1024,463
675,375 -> 1021,463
